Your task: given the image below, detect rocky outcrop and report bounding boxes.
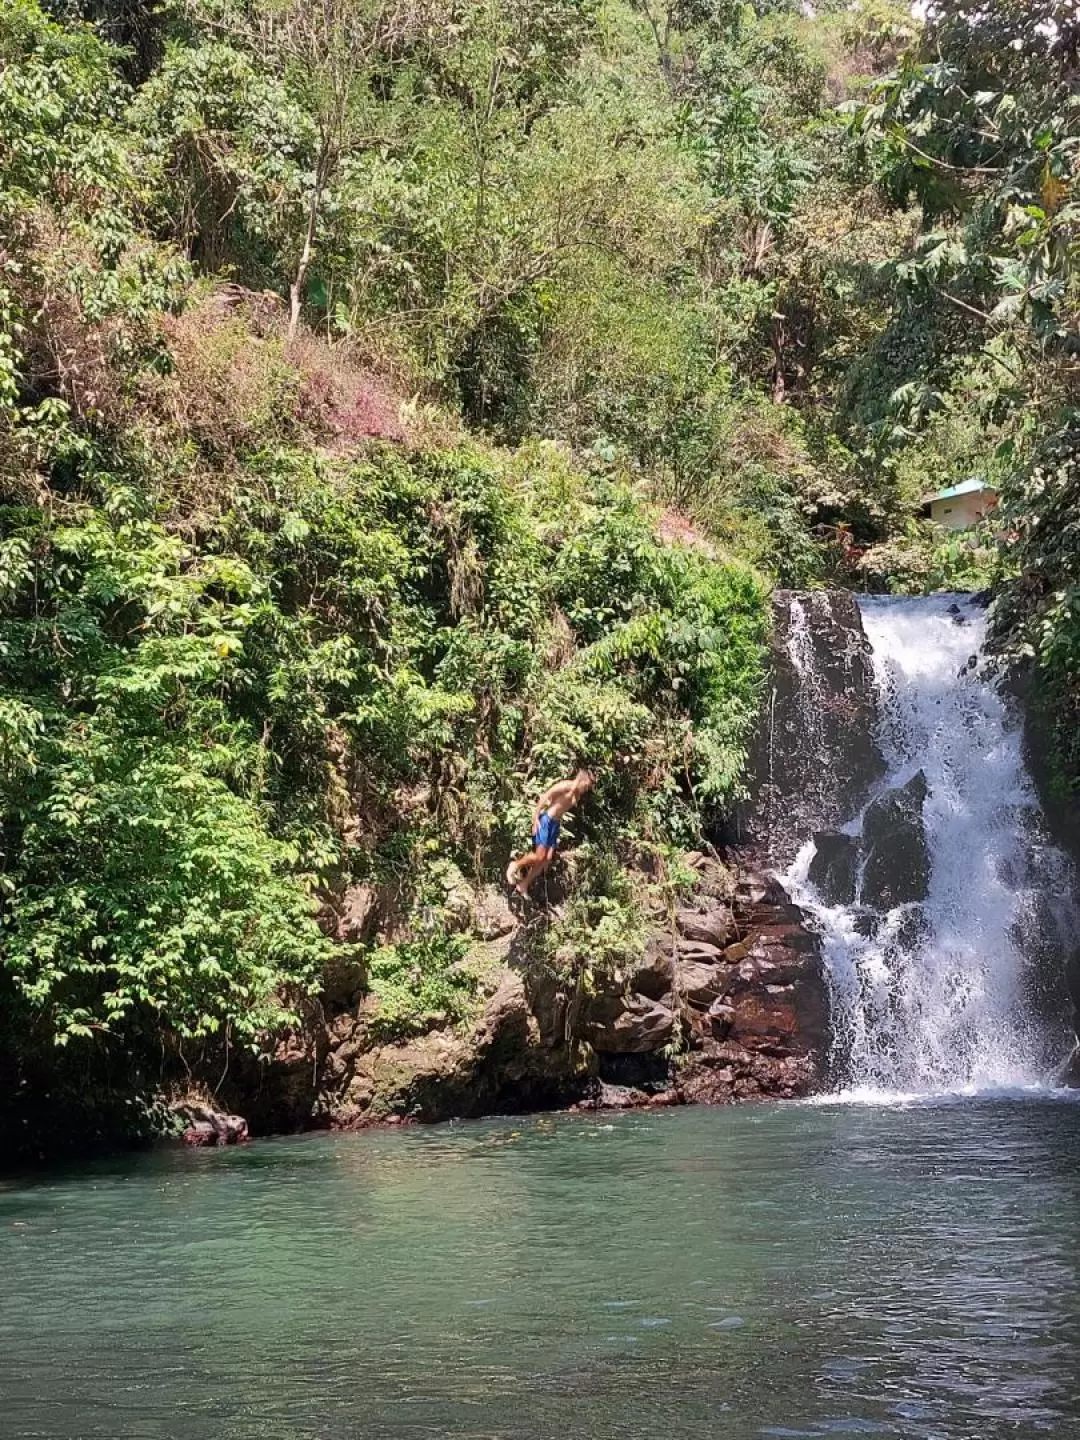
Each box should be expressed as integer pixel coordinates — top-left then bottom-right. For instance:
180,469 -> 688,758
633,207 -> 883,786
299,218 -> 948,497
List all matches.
861,770 -> 929,908
172,1101 -> 250,1147
741,590 -> 886,866
227,851 -> 830,1133
582,989 -> 676,1053
674,864 -> 829,1103
301,968 -> 571,1128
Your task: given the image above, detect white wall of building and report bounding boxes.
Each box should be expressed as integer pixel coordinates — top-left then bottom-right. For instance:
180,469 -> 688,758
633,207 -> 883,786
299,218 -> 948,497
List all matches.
929,490 -> 997,531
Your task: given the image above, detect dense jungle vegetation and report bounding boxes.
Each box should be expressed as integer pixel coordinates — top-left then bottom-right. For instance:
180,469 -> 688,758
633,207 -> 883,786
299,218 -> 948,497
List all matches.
1,0 -> 1078,1147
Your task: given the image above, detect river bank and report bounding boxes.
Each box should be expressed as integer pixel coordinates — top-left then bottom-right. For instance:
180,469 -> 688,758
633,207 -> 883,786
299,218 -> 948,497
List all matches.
184,849 -> 830,1146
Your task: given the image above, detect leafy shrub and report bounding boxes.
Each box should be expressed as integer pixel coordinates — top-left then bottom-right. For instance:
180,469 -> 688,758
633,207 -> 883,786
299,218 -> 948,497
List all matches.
365,934 -> 477,1043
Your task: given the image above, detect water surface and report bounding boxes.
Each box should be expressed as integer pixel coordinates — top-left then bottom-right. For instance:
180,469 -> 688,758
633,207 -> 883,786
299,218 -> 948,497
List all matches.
3,1099 -> 1080,1439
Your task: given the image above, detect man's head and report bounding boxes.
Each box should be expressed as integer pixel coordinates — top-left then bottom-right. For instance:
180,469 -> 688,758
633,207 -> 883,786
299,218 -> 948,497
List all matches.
574,768 -> 594,796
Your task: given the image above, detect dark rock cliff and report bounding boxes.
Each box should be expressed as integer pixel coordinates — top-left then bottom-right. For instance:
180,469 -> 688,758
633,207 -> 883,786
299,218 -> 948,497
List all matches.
739,590 -> 885,868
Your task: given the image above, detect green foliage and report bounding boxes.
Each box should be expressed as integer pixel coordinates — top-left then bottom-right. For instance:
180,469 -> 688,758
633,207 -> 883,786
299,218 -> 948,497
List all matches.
28,0 -> 1080,1147
858,522 -> 1002,596
366,933 -> 477,1042
0,354 -> 768,1114
994,419 -> 1080,786
543,845 -> 646,989
0,484 -> 336,1051
847,0 -> 1080,786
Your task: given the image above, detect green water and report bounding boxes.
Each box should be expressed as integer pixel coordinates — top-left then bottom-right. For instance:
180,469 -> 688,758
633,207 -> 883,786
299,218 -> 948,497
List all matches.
3,1099 -> 1080,1439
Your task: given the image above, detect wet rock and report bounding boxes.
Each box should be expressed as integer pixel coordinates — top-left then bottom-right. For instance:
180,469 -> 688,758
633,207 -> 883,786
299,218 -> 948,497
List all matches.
737,878 -> 768,906
707,998 -> 736,1027
680,1045 -> 818,1105
1059,1046 -> 1080,1088
677,1059 -> 735,1105
852,908 -> 878,938
741,590 -> 887,865
577,1083 -> 650,1111
861,770 -> 929,909
583,991 -> 675,1054
808,830 -> 859,906
173,1102 -> 249,1147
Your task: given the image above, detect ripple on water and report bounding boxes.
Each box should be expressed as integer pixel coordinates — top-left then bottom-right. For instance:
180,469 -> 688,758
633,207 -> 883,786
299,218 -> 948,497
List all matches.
2,1101 -> 1080,1440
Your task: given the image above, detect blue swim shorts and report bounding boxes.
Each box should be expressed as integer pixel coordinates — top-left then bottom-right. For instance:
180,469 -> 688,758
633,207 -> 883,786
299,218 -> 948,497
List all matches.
534,811 -> 561,850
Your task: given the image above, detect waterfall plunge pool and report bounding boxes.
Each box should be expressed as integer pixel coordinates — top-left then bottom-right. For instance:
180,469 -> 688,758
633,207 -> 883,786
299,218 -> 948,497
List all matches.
4,1100 -> 1080,1440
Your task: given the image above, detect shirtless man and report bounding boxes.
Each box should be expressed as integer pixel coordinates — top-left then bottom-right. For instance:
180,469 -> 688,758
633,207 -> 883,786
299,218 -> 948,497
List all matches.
506,770 -> 594,899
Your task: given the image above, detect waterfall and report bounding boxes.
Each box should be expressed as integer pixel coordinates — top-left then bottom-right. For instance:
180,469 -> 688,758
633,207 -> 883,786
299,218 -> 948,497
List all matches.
783,594 -> 1076,1099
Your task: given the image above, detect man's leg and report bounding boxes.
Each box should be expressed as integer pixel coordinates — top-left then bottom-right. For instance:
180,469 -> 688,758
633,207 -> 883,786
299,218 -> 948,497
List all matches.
518,846 -> 552,897
508,844 -> 541,887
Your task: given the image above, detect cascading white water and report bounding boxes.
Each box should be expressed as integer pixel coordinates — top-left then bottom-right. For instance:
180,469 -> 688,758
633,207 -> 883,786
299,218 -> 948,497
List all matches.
784,594 -> 1075,1099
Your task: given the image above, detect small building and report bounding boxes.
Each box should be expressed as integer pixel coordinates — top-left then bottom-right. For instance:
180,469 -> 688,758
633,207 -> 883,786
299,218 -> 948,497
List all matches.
921,478 -> 999,531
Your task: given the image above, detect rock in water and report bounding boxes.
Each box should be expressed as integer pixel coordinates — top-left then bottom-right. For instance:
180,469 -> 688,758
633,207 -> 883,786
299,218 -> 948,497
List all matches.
808,831 -> 859,906
861,770 -> 929,909
173,1102 -> 250,1147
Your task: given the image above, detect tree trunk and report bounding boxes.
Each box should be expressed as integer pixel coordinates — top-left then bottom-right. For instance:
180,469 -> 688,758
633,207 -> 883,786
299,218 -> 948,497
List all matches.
771,315 -> 786,403
289,165 -> 326,344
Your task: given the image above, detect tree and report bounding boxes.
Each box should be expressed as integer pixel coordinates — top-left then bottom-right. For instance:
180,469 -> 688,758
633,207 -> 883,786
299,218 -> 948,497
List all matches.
244,0 -> 417,340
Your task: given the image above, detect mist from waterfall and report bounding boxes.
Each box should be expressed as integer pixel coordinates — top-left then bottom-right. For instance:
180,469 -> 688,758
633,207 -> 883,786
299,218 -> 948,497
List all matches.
784,594 -> 1076,1100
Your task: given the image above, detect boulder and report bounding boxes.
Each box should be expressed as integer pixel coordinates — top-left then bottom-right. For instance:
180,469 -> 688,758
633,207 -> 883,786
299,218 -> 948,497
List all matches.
173,1102 -> 249,1147
808,830 -> 859,905
584,991 -> 675,1053
473,886 -> 516,941
628,941 -> 675,1001
674,938 -> 727,965
472,970 -> 532,1056
674,959 -> 726,1007
861,770 -> 929,909
675,906 -> 735,948
577,1083 -> 650,1111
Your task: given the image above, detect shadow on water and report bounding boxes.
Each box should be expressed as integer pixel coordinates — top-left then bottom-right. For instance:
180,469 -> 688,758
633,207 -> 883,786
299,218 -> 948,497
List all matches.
2,1101 -> 1080,1440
